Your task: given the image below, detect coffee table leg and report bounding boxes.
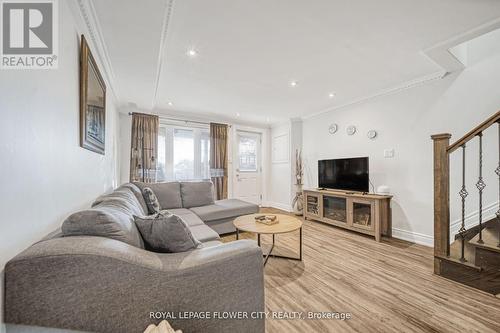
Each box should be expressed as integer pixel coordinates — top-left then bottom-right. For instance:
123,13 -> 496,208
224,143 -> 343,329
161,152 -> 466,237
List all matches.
257,233 -> 260,247
265,228 -> 303,263
236,229 -> 239,240
263,234 -> 275,266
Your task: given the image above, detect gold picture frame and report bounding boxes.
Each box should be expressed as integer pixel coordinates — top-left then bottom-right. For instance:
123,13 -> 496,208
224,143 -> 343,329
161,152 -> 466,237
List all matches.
80,35 -> 106,155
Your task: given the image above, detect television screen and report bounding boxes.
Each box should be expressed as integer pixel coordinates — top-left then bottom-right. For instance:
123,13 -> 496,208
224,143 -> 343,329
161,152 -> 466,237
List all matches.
318,157 -> 369,192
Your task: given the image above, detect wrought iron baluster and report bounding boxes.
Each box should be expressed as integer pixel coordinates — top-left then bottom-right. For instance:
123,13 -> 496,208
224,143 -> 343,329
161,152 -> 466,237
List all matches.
459,144 -> 468,261
476,133 -> 486,244
497,122 -> 500,248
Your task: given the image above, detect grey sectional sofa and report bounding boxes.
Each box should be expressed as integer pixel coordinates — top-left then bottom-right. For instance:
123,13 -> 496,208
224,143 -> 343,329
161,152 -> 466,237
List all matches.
4,181 -> 264,333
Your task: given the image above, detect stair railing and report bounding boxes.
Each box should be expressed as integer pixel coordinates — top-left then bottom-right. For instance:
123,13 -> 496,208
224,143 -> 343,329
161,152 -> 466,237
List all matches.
432,110 -> 500,273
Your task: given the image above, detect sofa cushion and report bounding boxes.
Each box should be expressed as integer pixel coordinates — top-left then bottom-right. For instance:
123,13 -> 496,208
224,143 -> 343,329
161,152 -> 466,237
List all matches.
134,212 -> 202,253
189,224 -> 220,242
62,185 -> 146,248
134,182 -> 182,209
120,183 -> 149,215
189,199 -> 259,222
163,209 -> 205,227
180,181 -> 215,208
143,187 -> 161,214
62,204 -> 145,248
93,184 -> 148,216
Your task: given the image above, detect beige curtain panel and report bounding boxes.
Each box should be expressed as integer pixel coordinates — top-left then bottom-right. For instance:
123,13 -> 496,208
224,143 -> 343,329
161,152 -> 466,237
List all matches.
210,122 -> 229,200
130,113 -> 159,183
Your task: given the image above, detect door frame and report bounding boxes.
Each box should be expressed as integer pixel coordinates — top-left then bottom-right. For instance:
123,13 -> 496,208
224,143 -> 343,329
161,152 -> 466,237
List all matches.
228,125 -> 270,206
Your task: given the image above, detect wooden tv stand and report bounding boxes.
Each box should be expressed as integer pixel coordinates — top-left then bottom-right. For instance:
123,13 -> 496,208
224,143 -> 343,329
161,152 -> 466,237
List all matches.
303,188 -> 392,242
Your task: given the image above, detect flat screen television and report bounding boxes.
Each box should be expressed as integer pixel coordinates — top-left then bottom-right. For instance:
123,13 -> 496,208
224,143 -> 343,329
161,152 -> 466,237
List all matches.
318,157 -> 369,192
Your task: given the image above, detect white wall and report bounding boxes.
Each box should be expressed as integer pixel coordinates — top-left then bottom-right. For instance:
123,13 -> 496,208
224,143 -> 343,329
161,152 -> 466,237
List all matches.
268,123 -> 293,210
0,1 -> 120,330
302,53 -> 500,246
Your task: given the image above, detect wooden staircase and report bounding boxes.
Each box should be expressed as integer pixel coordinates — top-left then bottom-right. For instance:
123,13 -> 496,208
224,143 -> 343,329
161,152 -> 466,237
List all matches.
432,110 -> 500,295
447,218 -> 500,294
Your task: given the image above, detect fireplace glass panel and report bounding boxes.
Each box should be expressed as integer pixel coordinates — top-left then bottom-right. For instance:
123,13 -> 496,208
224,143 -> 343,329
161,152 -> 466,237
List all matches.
352,202 -> 372,227
323,196 -> 347,223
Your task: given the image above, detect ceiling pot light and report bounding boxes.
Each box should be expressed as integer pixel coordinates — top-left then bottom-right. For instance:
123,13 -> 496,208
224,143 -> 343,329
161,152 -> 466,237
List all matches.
167,101 -> 173,106
329,92 -> 336,98
290,80 -> 298,87
187,49 -> 197,57
236,112 -> 240,117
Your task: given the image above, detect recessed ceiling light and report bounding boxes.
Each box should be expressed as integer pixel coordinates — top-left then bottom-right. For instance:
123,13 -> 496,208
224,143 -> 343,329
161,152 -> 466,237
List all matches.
236,112 -> 240,117
266,117 -> 270,123
290,80 -> 298,87
328,92 -> 336,98
187,49 -> 197,57
167,101 -> 173,106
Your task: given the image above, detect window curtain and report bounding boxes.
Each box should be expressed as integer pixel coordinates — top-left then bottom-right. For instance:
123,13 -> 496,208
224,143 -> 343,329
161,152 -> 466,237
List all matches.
130,113 -> 159,183
210,123 -> 228,200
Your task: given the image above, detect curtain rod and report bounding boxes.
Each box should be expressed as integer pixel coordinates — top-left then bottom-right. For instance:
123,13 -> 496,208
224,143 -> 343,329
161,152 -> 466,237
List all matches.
128,112 -> 232,127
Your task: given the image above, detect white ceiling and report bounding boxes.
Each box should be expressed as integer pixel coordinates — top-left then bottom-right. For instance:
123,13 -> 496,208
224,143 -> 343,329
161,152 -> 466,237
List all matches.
91,0 -> 500,125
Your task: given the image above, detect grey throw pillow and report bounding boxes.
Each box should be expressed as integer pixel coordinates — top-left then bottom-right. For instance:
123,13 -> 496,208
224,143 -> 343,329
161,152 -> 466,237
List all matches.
143,187 -> 161,214
134,211 -> 202,253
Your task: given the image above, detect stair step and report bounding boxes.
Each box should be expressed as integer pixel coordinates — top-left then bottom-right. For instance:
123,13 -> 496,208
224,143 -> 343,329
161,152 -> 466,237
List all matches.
469,222 -> 500,253
469,239 -> 500,254
437,255 -> 481,271
454,217 -> 498,241
437,256 -> 500,294
450,237 -> 477,264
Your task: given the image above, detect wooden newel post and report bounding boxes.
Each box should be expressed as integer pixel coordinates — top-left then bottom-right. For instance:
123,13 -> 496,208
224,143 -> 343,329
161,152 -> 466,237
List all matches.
431,133 -> 451,274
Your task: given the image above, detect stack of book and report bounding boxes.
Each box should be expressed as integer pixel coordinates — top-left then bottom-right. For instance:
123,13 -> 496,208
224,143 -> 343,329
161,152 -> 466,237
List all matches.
254,215 -> 279,225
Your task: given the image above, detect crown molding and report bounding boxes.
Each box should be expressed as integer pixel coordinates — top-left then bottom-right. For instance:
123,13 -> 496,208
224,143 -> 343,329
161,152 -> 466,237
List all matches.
73,0 -> 119,102
423,17 -> 500,73
152,0 -> 176,109
302,70 -> 446,120
301,17 -> 500,122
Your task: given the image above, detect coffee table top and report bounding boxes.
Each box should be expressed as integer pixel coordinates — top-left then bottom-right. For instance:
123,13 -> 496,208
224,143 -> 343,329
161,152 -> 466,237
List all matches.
233,214 -> 303,234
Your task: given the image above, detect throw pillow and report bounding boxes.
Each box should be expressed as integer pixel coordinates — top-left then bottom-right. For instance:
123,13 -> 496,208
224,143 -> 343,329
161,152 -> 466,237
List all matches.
134,211 -> 202,253
143,187 -> 161,214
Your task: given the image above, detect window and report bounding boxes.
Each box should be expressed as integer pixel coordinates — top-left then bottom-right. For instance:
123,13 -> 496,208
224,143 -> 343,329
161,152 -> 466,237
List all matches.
157,124 -> 210,181
238,134 -> 258,172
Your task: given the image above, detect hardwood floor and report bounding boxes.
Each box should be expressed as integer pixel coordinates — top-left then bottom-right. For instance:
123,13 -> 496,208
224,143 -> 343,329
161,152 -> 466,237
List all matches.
222,208 -> 500,333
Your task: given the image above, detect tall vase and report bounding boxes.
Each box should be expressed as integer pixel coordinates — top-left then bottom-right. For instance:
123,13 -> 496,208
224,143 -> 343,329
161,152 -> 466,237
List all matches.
292,184 -> 304,216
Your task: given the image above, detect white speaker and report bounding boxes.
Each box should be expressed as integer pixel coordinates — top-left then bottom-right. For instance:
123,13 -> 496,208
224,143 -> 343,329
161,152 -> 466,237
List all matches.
376,185 -> 390,195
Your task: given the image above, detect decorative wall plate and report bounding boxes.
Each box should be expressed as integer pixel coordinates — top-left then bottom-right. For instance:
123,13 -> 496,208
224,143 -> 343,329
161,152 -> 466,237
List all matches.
346,125 -> 357,136
328,123 -> 338,134
367,130 -> 378,140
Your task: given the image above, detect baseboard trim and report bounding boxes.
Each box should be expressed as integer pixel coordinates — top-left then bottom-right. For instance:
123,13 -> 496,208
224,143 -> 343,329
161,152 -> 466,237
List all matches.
391,228 -> 433,247
450,201 -> 498,236
263,202 -> 293,212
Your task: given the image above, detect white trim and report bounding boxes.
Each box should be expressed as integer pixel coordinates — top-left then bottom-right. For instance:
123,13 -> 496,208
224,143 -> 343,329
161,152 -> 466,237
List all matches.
423,17 -> 500,72
300,18 -> 500,123
73,0 -> 119,102
450,201 -> 498,236
302,71 -> 446,120
152,0 -> 176,109
264,202 -> 293,212
391,228 -> 433,247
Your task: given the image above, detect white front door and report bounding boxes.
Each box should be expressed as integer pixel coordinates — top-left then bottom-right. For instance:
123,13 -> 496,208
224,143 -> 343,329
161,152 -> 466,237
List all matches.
234,131 -> 262,205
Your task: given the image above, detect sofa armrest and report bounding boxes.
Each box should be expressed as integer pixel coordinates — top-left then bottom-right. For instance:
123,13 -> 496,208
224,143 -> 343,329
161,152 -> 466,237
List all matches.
5,236 -> 265,333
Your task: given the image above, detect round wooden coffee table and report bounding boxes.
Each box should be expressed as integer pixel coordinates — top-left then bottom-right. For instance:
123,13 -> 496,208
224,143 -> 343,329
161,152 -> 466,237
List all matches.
233,213 -> 303,265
